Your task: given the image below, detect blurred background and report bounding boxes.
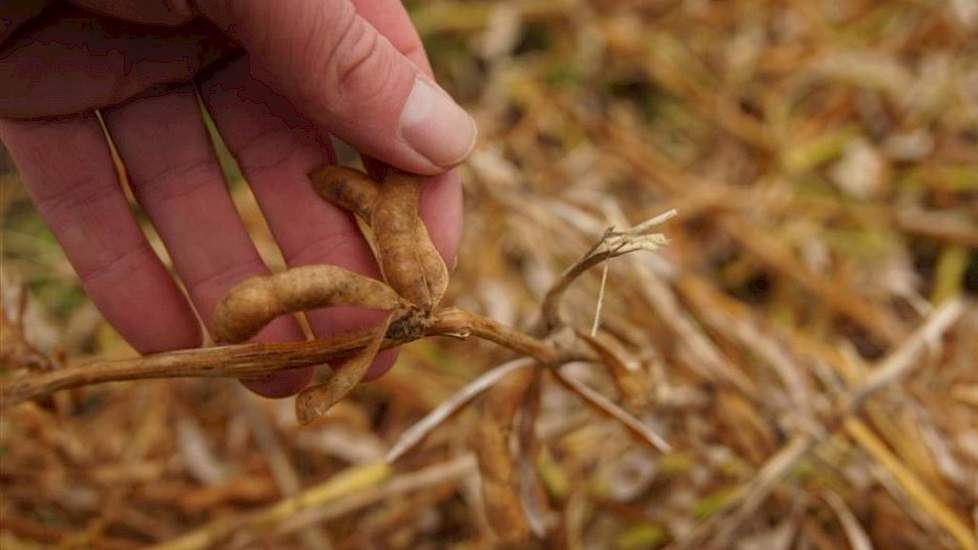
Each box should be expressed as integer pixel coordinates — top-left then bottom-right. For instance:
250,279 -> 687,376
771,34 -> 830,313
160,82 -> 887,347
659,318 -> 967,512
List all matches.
2,0 -> 978,548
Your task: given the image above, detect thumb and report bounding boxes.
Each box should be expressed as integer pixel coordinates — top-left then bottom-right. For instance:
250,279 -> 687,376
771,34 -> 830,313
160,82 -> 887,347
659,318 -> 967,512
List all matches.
195,0 -> 477,175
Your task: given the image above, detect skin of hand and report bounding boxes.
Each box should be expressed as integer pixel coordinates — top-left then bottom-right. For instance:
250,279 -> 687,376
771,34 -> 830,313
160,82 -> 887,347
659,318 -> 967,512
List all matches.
0,0 -> 472,397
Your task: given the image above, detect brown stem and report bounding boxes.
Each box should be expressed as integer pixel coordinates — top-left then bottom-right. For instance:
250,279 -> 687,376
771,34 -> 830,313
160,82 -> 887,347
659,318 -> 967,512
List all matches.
437,307 -> 567,363
537,216 -> 671,335
0,307 -> 583,409
539,242 -> 615,333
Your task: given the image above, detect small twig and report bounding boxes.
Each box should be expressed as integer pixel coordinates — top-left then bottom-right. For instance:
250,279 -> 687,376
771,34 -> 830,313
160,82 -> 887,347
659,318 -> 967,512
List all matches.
553,367 -> 671,453
823,492 -> 873,550
576,330 -> 650,410
386,358 -> 536,463
538,211 -> 674,333
590,262 -> 610,337
437,307 -> 571,363
843,418 -> 977,550
546,202 -> 757,397
844,297 -> 965,411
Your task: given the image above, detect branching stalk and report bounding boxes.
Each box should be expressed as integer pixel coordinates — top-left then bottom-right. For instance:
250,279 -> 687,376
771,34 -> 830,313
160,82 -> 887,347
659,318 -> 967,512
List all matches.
0,308 -> 588,409
538,211 -> 674,332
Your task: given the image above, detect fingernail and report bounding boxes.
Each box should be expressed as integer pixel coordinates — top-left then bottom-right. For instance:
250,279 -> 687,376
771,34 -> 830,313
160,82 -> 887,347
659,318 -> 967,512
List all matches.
399,78 -> 477,168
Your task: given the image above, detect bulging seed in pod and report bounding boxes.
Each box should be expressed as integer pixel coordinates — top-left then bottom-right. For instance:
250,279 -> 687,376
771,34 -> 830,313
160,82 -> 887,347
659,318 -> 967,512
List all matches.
371,170 -> 449,311
211,265 -> 405,344
310,165 -> 379,220
295,313 -> 392,424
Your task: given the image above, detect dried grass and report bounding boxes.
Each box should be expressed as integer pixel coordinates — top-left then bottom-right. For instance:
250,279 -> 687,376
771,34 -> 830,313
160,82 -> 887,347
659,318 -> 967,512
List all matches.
3,0 -> 978,548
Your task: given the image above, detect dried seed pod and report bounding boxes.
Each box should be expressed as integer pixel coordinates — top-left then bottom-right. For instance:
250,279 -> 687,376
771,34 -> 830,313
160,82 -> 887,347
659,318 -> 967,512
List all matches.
474,366 -> 533,544
517,370 -> 554,537
372,171 -> 449,311
295,314 -> 392,424
309,165 -> 449,311
309,165 -> 379,220
211,265 -> 404,344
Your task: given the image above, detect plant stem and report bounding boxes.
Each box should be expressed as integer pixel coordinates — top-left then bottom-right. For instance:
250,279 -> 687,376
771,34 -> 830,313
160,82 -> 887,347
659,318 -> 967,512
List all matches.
1,308 -> 585,408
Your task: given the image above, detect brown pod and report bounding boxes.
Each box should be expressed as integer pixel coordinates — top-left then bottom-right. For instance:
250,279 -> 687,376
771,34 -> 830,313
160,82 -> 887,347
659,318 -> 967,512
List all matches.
295,313 -> 392,424
211,265 -> 404,344
309,165 -> 379,220
371,171 -> 449,311
310,165 -> 449,311
473,366 -> 534,544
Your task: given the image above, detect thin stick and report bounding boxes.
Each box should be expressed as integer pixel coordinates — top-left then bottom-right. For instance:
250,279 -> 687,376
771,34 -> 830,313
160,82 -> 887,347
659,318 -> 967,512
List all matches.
823,492 -> 872,550
844,418 -> 977,550
386,358 -> 536,463
553,368 -> 671,453
590,262 -> 609,337
845,297 -> 965,409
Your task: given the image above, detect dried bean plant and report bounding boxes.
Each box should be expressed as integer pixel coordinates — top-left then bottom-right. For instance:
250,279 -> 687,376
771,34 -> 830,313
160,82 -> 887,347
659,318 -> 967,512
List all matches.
1,160 -> 675,546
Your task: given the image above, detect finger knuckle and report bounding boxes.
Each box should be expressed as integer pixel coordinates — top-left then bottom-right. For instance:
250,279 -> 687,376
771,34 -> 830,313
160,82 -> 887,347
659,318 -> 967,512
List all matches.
135,155 -> 223,205
321,14 -> 395,107
333,21 -> 380,90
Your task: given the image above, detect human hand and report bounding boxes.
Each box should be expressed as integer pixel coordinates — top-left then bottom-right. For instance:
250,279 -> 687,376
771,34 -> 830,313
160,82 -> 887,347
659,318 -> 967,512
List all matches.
0,0 -> 472,397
